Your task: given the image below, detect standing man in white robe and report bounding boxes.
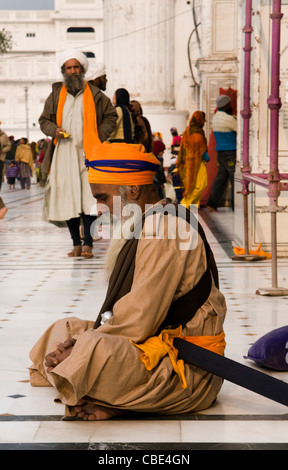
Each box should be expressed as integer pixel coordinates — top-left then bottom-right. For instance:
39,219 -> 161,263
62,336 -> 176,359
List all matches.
39,49 -> 117,258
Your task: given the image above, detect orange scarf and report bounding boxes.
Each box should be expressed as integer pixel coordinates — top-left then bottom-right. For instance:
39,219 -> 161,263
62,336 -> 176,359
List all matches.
131,326 -> 226,389
55,83 -> 100,158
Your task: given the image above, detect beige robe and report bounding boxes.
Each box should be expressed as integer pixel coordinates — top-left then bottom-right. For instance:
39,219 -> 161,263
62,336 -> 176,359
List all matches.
42,91 -> 96,225
29,210 -> 227,417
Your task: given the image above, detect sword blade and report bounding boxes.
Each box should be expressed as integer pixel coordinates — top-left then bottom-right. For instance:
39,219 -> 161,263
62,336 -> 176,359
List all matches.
174,338 -> 288,407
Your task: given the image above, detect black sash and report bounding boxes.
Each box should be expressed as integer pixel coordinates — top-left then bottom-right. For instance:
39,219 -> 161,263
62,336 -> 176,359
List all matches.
156,239 -> 213,334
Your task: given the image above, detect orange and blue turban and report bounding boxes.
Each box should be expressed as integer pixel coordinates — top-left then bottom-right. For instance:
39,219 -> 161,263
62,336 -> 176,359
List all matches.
85,142 -> 160,185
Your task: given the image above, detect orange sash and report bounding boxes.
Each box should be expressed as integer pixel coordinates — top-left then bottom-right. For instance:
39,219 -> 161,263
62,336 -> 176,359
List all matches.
182,330 -> 226,357
54,83 -> 100,158
131,326 -> 226,389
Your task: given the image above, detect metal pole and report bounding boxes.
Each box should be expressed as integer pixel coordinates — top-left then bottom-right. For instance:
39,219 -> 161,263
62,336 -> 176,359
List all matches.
267,0 -> 281,289
241,0 -> 252,180
24,86 -> 29,140
256,0 -> 288,296
271,211 -> 278,288
243,193 -> 249,254
269,0 -> 281,289
233,0 -> 265,261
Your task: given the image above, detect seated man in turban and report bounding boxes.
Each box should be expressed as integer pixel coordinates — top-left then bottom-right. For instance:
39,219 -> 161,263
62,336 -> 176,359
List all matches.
29,142 -> 226,421
39,49 -> 117,258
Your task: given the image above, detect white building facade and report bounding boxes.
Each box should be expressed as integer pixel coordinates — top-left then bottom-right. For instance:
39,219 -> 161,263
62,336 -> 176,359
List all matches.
0,0 -> 288,254
0,0 -> 103,141
0,0 -> 239,147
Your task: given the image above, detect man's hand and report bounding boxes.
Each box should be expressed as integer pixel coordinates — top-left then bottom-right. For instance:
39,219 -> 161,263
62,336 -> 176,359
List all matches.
45,338 -> 76,373
55,127 -> 67,139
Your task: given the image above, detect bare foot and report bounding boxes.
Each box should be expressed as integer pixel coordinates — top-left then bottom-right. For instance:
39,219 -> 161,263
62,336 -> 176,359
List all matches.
74,400 -> 124,421
206,205 -> 217,213
0,207 -> 8,219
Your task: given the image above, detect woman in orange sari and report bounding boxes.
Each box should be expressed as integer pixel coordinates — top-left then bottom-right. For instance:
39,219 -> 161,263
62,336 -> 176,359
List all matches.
177,111 -> 209,208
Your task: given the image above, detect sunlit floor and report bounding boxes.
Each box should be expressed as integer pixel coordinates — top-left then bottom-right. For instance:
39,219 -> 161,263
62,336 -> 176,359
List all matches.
0,183 -> 288,450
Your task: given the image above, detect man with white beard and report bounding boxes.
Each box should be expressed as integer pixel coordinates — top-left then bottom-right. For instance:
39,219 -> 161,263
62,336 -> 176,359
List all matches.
29,142 -> 226,421
39,49 -> 117,258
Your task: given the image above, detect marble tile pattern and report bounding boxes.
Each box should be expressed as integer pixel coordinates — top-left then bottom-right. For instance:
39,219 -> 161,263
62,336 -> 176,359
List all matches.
0,185 -> 288,450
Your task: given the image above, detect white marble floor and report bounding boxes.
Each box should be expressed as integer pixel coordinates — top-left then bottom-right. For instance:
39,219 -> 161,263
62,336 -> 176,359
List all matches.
1,183 -> 288,451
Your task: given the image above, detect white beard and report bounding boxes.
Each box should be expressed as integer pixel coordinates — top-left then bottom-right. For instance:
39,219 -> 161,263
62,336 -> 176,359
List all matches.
104,207 -> 141,283
104,219 -> 128,283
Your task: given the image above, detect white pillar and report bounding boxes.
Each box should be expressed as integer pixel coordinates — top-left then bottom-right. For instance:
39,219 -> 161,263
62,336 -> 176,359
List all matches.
103,0 -> 174,108
103,0 -> 188,158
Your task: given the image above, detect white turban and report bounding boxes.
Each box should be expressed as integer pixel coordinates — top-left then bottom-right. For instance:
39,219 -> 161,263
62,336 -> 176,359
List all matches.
59,48 -> 89,73
86,63 -> 106,81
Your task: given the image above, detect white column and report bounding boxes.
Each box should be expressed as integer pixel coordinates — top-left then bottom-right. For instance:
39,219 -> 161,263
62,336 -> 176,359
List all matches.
103,0 -> 175,108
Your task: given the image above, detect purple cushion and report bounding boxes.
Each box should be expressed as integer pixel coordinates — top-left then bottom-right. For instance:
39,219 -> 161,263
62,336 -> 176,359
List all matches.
244,326 -> 288,371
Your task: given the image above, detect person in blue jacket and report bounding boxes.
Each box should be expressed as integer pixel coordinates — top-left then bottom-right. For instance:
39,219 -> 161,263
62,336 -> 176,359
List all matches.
207,95 -> 237,211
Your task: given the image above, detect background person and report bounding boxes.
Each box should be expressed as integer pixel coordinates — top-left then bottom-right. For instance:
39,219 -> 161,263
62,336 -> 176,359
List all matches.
170,127 -> 182,158
130,100 -> 153,153
109,88 -> 134,144
15,138 -> 34,190
152,139 -> 166,199
177,111 -> 210,208
207,95 -> 237,211
86,62 -> 108,92
0,123 -> 11,191
6,161 -> 19,190
39,48 -> 117,258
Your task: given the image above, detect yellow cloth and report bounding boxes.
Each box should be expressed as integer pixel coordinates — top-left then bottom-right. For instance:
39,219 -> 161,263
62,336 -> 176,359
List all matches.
131,327 -> 226,389
86,141 -> 160,185
15,144 -> 34,173
181,160 -> 208,207
233,243 -> 271,259
55,83 -> 100,158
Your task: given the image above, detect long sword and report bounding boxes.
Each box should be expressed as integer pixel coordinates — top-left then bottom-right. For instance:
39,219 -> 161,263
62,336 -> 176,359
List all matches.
174,338 -> 288,407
